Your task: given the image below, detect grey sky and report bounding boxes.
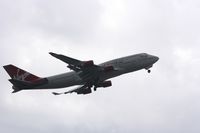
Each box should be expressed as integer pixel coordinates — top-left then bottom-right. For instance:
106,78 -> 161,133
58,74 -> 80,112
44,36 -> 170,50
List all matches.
1,0 -> 200,133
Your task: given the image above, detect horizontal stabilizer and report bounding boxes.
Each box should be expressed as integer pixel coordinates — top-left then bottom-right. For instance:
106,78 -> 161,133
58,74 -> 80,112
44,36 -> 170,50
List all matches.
9,79 -> 33,89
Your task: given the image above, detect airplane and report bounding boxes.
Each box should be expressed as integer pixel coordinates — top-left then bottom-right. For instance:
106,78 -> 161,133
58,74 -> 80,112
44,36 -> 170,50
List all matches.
3,52 -> 159,95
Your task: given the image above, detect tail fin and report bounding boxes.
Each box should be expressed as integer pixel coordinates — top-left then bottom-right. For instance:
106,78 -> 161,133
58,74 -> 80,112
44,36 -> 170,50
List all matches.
3,64 -> 41,82
3,64 -> 47,93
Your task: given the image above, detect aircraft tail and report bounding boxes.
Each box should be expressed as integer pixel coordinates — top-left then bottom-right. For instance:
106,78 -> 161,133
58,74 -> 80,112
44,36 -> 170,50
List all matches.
3,64 -> 47,93
3,64 -> 41,81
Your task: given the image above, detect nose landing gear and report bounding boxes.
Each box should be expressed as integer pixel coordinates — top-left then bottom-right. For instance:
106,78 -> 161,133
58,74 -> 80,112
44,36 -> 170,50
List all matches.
147,69 -> 151,73
145,65 -> 152,73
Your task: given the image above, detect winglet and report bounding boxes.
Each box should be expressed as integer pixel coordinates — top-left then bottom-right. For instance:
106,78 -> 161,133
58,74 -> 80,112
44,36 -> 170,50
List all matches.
49,52 -> 59,58
49,52 -> 81,66
52,92 -> 61,95
52,92 -> 64,95
49,52 -> 55,55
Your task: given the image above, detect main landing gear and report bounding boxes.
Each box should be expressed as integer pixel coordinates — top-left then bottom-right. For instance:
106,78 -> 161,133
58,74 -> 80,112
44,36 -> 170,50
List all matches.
94,86 -> 97,91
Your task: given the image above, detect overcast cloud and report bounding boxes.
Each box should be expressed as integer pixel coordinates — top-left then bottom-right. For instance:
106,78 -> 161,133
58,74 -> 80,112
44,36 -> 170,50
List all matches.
1,0 -> 200,133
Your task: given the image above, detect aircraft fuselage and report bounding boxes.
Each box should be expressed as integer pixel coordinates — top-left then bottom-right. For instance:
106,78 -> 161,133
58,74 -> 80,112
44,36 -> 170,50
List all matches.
38,53 -> 159,89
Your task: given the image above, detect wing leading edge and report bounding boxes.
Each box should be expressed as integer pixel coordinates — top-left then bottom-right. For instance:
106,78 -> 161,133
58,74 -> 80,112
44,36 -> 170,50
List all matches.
49,52 -> 99,72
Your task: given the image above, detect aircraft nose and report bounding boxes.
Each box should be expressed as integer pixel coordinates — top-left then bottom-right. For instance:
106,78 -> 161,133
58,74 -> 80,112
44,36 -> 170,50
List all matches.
153,56 -> 159,62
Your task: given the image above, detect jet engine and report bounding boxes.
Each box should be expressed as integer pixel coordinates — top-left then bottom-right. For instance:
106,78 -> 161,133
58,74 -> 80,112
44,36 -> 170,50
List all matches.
97,81 -> 112,88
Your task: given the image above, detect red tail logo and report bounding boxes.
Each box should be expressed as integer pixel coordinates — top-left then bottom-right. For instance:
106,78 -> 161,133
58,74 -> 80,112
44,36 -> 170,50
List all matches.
13,68 -> 30,81
3,65 -> 41,82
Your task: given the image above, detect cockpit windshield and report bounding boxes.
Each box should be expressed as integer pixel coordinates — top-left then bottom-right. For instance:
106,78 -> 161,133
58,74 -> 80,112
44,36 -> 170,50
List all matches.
140,53 -> 148,58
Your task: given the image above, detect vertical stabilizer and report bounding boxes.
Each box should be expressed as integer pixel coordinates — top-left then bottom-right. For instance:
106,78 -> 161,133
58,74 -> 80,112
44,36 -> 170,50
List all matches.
3,64 -> 41,82
3,64 -> 47,93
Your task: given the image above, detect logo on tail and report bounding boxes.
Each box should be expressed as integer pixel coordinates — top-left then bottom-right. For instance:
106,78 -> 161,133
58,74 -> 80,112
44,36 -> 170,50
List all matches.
3,64 -> 48,93
3,64 -> 41,82
13,68 -> 30,81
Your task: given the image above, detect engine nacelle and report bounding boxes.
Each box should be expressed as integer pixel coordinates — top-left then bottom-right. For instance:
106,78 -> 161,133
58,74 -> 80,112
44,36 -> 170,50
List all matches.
97,81 -> 112,88
103,66 -> 114,72
82,60 -> 94,67
77,88 -> 92,95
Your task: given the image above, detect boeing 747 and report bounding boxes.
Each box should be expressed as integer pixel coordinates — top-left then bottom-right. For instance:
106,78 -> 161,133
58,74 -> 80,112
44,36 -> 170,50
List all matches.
3,52 -> 159,95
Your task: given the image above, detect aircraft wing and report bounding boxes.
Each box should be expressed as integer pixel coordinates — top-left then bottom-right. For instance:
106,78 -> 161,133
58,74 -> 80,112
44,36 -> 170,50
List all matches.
49,52 -> 99,72
49,52 -> 118,87
49,52 -> 81,66
52,85 -> 92,95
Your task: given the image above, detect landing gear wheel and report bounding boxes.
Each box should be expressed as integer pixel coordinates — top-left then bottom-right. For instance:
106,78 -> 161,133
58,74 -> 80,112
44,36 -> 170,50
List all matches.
148,70 -> 151,73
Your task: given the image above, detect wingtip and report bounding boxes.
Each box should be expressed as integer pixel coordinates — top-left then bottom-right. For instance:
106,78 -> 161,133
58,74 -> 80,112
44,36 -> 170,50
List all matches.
52,92 -> 61,95
49,52 -> 54,55
49,52 -> 58,57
